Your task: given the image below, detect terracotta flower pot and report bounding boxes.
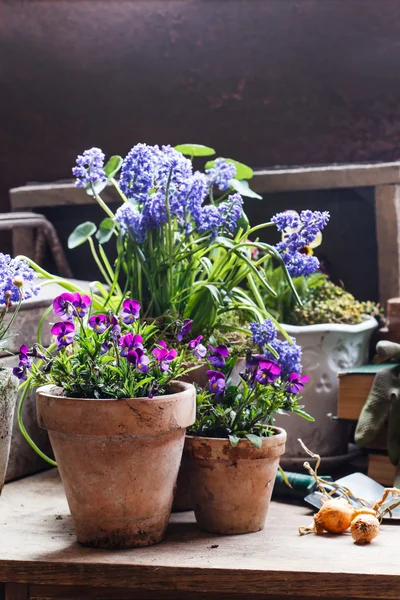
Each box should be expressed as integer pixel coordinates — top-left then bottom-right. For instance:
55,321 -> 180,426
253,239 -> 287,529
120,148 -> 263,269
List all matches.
184,427 -> 286,534
173,357 -> 246,512
36,381 -> 196,549
0,369 -> 19,494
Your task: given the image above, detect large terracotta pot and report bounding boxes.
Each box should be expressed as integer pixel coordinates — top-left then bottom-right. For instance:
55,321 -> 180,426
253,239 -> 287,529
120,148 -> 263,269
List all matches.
36,381 -> 196,549
0,369 -> 18,494
184,427 -> 286,534
276,317 -> 377,459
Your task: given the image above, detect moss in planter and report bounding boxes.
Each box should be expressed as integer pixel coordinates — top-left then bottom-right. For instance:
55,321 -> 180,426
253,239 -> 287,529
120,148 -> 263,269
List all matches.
290,277 -> 383,326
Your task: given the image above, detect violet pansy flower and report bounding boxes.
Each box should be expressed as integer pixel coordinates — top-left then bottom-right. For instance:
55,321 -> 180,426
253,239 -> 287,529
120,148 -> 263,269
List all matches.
53,293 -> 75,320
120,299 -> 141,325
188,335 -> 207,359
207,370 -> 226,395
286,373 -> 309,394
255,360 -> 281,385
88,314 -> 108,334
13,364 -> 28,381
18,344 -> 31,367
119,333 -> 143,357
208,344 -> 229,369
152,341 -> 177,372
177,319 -> 193,342
127,348 -> 150,373
51,321 -> 75,349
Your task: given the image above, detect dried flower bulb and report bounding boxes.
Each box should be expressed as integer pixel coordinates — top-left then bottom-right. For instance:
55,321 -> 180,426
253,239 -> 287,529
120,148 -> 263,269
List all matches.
314,498 -> 376,534
314,498 -> 355,533
350,514 -> 380,544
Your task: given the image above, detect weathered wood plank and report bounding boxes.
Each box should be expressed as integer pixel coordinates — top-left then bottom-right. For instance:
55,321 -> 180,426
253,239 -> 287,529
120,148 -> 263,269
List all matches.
252,163 -> 400,193
4,583 -> 28,600
375,184 -> 400,306
9,184 -> 119,210
0,471 -> 398,598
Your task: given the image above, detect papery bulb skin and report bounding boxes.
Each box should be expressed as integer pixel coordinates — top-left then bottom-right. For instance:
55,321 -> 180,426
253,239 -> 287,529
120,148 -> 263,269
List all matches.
350,514 -> 380,545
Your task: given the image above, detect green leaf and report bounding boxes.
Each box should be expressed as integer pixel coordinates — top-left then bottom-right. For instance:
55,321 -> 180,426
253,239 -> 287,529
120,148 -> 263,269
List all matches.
205,158 -> 253,180
293,408 -> 315,422
228,434 -> 240,447
86,180 -> 108,197
245,434 -> 262,449
104,155 -> 123,179
229,178 -> 262,199
175,144 -> 216,157
68,221 -> 97,249
96,218 -> 115,244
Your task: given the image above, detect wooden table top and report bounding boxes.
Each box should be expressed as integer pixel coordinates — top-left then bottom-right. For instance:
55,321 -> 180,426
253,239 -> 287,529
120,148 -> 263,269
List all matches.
0,469 -> 399,599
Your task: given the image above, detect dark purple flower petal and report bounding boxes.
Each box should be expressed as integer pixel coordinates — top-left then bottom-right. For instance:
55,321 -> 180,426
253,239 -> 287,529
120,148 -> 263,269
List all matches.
189,335 -> 207,359
13,364 -> 27,381
51,321 -> 75,349
208,344 -> 229,368
120,299 -> 141,324
71,292 -> 91,318
177,319 -> 193,342
206,369 -> 226,395
53,293 -> 75,320
255,360 -> 281,384
88,314 -> 107,334
286,373 -> 309,394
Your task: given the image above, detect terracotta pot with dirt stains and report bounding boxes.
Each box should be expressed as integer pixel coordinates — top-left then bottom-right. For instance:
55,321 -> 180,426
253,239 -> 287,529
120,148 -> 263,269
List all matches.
173,357 -> 246,512
36,381 -> 195,549
184,427 -> 286,534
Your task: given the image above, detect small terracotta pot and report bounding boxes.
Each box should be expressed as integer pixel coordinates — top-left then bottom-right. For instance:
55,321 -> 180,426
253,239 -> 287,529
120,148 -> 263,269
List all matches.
36,381 -> 195,549
184,428 -> 286,534
173,357 -> 246,512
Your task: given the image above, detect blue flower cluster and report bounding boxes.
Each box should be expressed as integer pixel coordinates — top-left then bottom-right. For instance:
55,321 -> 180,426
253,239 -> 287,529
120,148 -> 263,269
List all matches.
206,158 -> 237,191
272,210 -> 329,278
251,318 -> 302,377
110,144 -> 243,242
0,254 -> 39,305
264,337 -> 302,378
72,148 -> 106,189
249,319 -> 277,347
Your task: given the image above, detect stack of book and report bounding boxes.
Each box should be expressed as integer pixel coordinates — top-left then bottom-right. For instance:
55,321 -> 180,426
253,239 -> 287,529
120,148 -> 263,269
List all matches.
337,363 -> 396,486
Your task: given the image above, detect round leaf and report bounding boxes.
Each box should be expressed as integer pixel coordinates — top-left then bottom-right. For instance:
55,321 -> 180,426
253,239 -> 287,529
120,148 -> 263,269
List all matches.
229,178 -> 262,199
175,143 -> 216,157
104,155 -> 123,179
206,158 -> 253,180
68,221 -> 97,249
96,218 -> 115,244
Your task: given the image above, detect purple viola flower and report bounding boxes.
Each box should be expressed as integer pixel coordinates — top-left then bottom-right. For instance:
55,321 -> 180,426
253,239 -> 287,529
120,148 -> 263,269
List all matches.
127,348 -> 150,373
189,335 -> 207,359
100,340 -> 112,355
51,321 -> 75,349
119,333 -> 143,357
105,313 -> 121,340
120,299 -> 141,325
13,363 -> 28,381
207,370 -> 226,395
71,293 -> 91,318
88,314 -> 107,334
208,344 -> 229,368
152,341 -> 178,372
255,360 -> 281,385
53,293 -> 75,320
287,373 -> 309,394
177,319 -> 193,342
18,344 -> 31,367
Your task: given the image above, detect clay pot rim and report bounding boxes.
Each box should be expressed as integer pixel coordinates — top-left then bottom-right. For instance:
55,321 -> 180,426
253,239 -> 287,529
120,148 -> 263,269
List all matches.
185,426 -> 287,446
36,380 -> 194,403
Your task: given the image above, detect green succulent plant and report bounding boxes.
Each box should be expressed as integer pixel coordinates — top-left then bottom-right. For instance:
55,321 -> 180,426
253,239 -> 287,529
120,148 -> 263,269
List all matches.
289,275 -> 382,326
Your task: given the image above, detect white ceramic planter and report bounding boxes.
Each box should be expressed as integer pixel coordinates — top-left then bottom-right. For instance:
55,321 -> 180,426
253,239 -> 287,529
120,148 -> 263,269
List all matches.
275,317 -> 378,458
0,368 -> 19,493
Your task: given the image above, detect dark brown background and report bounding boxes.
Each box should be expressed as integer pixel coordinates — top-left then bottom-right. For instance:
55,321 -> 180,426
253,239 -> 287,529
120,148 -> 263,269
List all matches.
1,0 -> 399,300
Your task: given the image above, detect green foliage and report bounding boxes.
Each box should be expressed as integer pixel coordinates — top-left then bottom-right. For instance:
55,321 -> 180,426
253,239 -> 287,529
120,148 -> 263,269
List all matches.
189,357 -> 313,448
290,276 -> 382,326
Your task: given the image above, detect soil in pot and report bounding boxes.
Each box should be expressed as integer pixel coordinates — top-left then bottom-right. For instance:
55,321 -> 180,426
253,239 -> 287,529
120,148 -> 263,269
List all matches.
36,381 -> 195,549
184,428 -> 286,534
